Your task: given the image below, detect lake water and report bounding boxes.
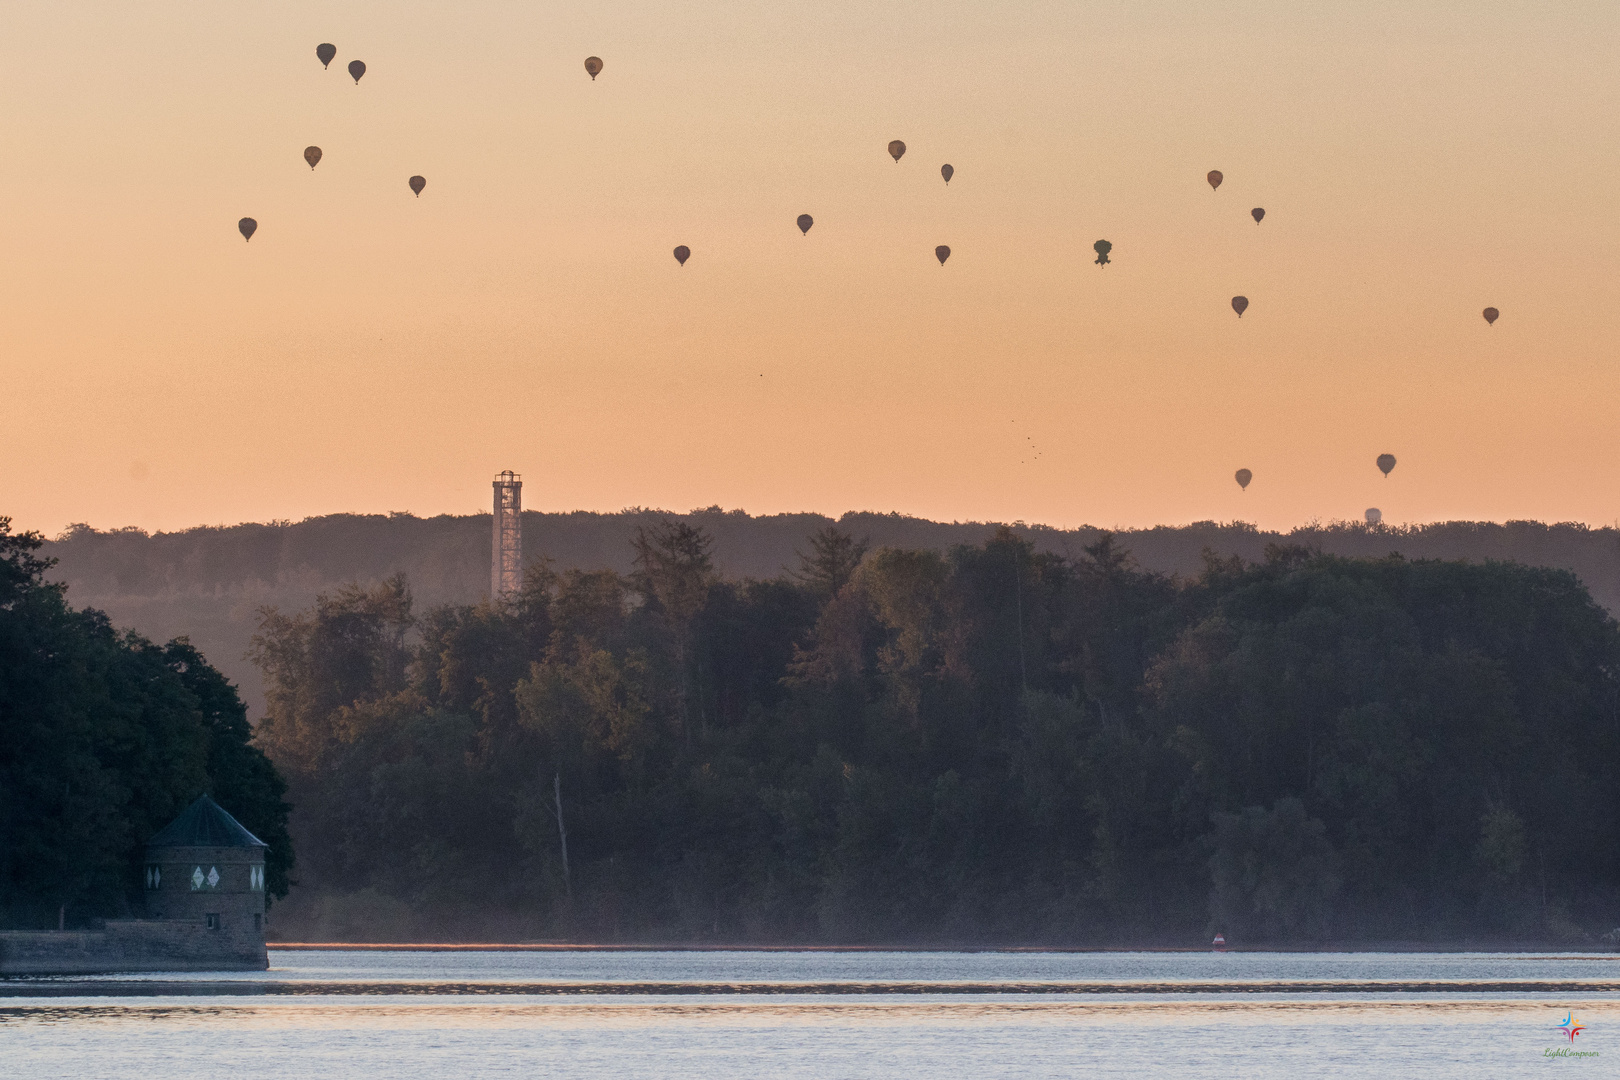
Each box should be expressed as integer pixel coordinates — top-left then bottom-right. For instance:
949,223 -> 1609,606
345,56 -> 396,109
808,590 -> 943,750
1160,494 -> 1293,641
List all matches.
2,950 -> 1613,1077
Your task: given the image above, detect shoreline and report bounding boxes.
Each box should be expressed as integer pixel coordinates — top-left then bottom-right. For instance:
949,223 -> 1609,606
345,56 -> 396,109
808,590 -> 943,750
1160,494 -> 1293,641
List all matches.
7,978 -> 1620,997
264,942 -> 1620,955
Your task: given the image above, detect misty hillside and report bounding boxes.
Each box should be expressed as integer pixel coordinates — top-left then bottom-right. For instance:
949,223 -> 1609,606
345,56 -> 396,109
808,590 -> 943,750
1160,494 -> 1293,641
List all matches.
41,509 -> 1620,718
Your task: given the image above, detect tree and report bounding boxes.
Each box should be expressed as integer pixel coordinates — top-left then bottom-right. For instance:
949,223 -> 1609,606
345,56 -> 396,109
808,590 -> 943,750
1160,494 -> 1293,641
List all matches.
163,639 -> 293,900
1209,799 -> 1340,941
793,526 -> 868,601
1149,551 -> 1620,937
251,574 -> 414,774
0,517 -> 292,925
630,521 -> 715,737
232,526 -> 1620,946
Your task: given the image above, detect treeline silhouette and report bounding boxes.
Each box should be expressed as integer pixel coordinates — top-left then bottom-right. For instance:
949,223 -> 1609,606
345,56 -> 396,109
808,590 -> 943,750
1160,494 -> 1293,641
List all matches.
43,509 -> 1620,724
0,520 -> 291,930
250,522 -> 1620,945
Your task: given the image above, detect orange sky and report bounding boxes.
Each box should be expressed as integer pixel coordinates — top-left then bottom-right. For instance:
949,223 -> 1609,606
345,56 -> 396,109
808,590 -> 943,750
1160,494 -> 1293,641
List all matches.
4,1 -> 1618,537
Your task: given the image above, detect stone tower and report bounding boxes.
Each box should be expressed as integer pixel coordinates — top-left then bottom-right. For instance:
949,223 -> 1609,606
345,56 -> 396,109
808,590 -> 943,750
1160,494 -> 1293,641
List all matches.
144,795 -> 269,968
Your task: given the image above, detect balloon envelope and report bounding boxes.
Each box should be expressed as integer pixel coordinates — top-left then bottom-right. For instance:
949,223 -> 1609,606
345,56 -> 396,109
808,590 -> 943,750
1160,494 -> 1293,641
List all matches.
304,146 -> 322,170
1231,295 -> 1249,317
673,245 -> 690,266
316,43 -> 336,69
348,60 -> 365,83
941,163 -> 953,184
1483,307 -> 1499,325
1251,207 -> 1265,224
409,175 -> 426,196
1093,239 -> 1112,266
1377,453 -> 1396,476
584,56 -> 603,79
797,214 -> 813,235
1235,469 -> 1252,490
888,140 -> 906,162
935,245 -> 950,265
1207,170 -> 1223,190
1365,508 -> 1382,525
238,217 -> 257,242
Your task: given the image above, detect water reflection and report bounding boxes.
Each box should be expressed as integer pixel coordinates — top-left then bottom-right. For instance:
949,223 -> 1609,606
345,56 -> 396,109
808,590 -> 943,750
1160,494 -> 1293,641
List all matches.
4,954 -> 1614,1079
3,994 -> 1613,1080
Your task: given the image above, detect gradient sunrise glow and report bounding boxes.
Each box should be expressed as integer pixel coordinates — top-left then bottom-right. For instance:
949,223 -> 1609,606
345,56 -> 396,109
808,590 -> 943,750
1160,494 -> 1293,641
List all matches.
3,0 -> 1617,534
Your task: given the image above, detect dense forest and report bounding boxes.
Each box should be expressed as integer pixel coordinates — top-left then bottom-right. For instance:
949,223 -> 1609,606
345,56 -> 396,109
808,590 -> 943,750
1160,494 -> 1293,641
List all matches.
250,520 -> 1620,945
43,510 -> 1620,721
0,518 -> 292,930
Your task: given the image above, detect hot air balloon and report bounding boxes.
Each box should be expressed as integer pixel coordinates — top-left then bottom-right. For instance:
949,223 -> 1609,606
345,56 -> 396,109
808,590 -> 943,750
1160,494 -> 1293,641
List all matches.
1093,240 -> 1112,266
304,146 -> 322,170
797,214 -> 813,235
409,175 -> 426,197
941,163 -> 953,184
316,43 -> 336,69
1365,508 -> 1382,525
673,245 -> 690,266
1483,307 -> 1499,325
935,246 -> 950,265
1235,469 -> 1252,490
1207,170 -> 1223,191
238,218 -> 257,242
348,60 -> 366,84
888,140 -> 906,163
584,56 -> 603,79
1377,454 -> 1396,476
1251,207 -> 1265,224
1231,295 -> 1249,317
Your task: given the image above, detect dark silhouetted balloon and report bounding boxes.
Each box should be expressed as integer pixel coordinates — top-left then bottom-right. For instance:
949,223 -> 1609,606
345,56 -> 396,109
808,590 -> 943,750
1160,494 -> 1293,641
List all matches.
888,140 -> 906,163
1093,239 -> 1112,266
935,245 -> 950,265
584,56 -> 603,79
1207,170 -> 1223,191
941,163 -> 953,184
1377,453 -> 1396,476
674,245 -> 690,266
1251,207 -> 1265,224
1231,295 -> 1249,317
409,175 -> 426,197
797,214 -> 813,235
348,60 -> 366,83
317,43 -> 336,69
1365,507 -> 1382,525
1235,468 -> 1252,490
1483,307 -> 1499,325
304,146 -> 322,170
238,217 -> 257,242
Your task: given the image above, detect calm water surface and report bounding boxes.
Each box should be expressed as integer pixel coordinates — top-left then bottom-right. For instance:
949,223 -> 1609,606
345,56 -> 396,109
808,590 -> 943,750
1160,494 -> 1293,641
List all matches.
3,950 -> 1613,1078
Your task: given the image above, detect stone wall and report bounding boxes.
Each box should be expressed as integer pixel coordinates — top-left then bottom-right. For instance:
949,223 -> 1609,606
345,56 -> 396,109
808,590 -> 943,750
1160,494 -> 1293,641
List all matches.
0,919 -> 268,975
145,843 -> 266,954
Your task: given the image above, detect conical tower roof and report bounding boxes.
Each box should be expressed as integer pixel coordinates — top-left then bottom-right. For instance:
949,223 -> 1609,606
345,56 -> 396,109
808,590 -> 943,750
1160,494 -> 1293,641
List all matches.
147,795 -> 268,849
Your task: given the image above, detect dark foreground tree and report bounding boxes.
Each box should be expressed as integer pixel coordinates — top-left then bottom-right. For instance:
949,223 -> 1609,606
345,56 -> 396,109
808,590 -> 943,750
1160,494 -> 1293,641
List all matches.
0,518 -> 290,928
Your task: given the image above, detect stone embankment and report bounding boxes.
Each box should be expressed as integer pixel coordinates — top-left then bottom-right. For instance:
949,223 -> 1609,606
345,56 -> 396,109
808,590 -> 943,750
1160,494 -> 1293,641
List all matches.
0,920 -> 268,975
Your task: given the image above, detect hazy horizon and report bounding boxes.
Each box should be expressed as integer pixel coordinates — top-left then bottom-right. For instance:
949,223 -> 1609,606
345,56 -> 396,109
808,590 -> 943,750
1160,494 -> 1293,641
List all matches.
25,503 -> 1620,541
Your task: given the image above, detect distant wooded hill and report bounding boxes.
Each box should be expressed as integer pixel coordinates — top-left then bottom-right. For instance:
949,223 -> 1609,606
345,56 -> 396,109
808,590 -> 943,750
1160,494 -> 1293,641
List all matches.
42,510 -> 1620,718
